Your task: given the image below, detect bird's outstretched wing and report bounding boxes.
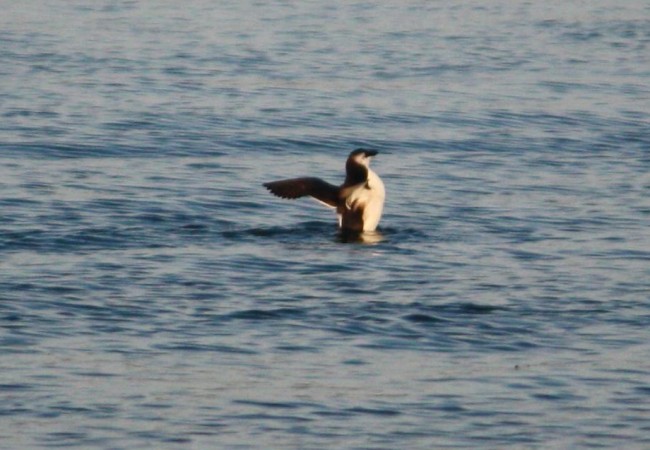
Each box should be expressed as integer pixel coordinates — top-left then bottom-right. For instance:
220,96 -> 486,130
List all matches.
263,177 -> 339,208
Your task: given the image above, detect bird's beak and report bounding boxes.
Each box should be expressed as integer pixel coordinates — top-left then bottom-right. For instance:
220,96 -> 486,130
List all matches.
364,150 -> 378,157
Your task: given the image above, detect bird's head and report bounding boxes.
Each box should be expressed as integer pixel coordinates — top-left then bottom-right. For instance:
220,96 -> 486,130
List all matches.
348,148 -> 378,168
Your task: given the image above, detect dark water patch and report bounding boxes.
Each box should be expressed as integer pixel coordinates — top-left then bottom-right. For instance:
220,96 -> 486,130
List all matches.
0,406 -> 33,417
1,314 -> 23,323
0,334 -> 40,350
484,223 -> 542,244
434,400 -> 468,413
0,143 -> 151,159
84,198 -> 153,214
346,406 -> 401,417
42,432 -> 89,444
0,229 -> 48,251
274,344 -> 320,352
162,436 -> 194,444
593,249 -> 650,261
139,402 -> 176,410
329,282 -> 380,296
225,307 -> 307,321
233,399 -> 312,410
54,226 -> 171,252
127,431 -> 189,444
402,313 -> 445,324
136,213 -> 167,224
444,302 -> 508,315
185,161 -> 224,171
0,197 -> 42,208
102,118 -> 158,131
342,358 -> 367,366
176,222 -> 211,234
73,371 -> 118,378
222,222 -> 430,247
92,262 -> 125,272
376,225 -> 431,242
531,392 -> 576,402
0,383 -> 34,391
221,221 -> 336,242
152,342 -> 257,355
0,224 -> 178,253
226,412 -> 314,424
3,109 -> 59,119
509,249 -> 559,262
633,386 -> 650,395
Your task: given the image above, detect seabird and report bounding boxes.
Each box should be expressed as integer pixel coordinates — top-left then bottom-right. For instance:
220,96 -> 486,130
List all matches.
263,149 -> 385,232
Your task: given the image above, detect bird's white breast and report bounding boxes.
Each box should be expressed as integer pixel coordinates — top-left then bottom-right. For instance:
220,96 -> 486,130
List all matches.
341,169 -> 385,232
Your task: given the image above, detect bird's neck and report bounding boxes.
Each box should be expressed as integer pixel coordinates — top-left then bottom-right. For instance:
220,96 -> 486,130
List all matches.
345,160 -> 368,186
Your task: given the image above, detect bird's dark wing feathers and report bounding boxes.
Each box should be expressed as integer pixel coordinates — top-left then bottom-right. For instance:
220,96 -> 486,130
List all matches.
263,177 -> 339,208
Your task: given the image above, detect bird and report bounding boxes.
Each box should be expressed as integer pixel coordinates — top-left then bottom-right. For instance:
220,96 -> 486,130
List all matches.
263,149 -> 385,233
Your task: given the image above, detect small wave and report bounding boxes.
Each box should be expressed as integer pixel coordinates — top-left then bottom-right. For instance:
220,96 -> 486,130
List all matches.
379,225 -> 430,242
0,225 -> 171,253
402,313 -> 445,324
224,308 -> 307,321
447,302 -> 508,315
222,221 -> 430,245
221,221 -> 337,242
346,406 -> 401,417
151,342 -> 257,355
232,399 -> 313,410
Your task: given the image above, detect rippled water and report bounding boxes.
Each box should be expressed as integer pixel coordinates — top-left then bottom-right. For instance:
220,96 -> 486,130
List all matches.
1,1 -> 649,448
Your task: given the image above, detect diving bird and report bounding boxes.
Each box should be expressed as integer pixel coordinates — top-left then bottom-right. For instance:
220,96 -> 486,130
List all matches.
263,149 -> 385,232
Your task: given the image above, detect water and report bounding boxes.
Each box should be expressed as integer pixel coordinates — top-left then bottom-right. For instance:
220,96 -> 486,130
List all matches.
1,0 -> 649,448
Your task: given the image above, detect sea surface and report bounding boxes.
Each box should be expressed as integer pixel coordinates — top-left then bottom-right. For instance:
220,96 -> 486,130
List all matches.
1,1 -> 649,448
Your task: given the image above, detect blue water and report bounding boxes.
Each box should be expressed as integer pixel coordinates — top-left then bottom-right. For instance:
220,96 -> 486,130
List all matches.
1,1 -> 650,448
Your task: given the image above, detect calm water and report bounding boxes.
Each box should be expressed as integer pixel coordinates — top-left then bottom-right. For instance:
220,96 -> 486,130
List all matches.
1,1 -> 649,448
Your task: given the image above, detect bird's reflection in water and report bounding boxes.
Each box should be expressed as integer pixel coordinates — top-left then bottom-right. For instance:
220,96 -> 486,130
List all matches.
337,229 -> 384,244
